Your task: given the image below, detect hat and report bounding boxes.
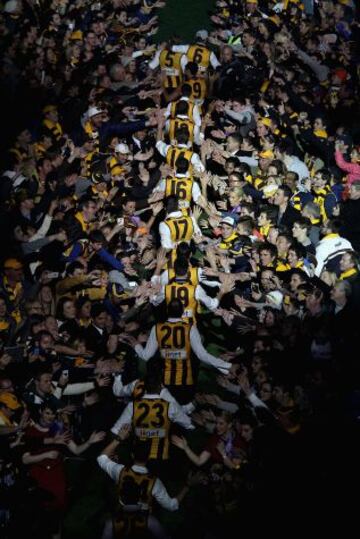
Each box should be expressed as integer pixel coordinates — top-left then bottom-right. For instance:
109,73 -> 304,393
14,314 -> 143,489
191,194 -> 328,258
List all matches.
259,117 -> 272,127
333,68 -> 348,82
3,258 -> 23,270
91,171 -> 106,184
0,392 -> 21,410
195,29 -> 208,42
337,134 -> 353,147
115,143 -> 130,154
220,216 -> 236,227
259,150 -> 275,159
43,105 -> 57,114
87,106 -> 103,118
265,291 -> 283,310
69,30 -> 83,41
3,0 -> 19,13
110,283 -> 128,298
262,183 -> 278,198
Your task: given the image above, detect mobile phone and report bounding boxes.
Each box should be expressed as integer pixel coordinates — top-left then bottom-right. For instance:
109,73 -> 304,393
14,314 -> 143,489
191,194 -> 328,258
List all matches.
46,272 -> 59,279
117,217 -> 125,226
251,283 -> 260,294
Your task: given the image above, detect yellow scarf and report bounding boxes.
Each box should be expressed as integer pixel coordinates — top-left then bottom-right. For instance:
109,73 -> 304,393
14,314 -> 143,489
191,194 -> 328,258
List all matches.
340,268 -> 358,280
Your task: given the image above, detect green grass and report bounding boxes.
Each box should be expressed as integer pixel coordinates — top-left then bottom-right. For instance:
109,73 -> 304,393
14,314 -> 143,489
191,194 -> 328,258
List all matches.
155,0 -> 216,43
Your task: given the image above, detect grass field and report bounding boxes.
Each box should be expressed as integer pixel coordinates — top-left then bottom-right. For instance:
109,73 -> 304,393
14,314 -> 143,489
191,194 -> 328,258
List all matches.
155,0 -> 216,43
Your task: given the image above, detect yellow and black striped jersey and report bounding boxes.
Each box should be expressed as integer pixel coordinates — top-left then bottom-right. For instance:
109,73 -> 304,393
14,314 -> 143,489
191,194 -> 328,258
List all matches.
159,49 -> 183,89
165,146 -> 193,171
156,320 -> 193,386
165,280 -> 197,320
164,211 -> 194,244
187,45 -> 211,71
164,176 -> 194,208
168,119 -> 195,144
133,398 -> 170,460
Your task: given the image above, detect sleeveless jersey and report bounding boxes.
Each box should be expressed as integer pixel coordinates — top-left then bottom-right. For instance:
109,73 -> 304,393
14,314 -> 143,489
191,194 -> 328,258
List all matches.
165,176 -> 193,208
187,45 -> 211,71
159,50 -> 183,89
114,467 -> 155,538
168,119 -> 195,145
165,146 -> 193,171
167,267 -> 198,285
170,100 -> 195,122
164,211 -> 194,244
187,78 -> 207,103
156,319 -> 193,386
165,280 -> 197,319
133,398 -> 170,459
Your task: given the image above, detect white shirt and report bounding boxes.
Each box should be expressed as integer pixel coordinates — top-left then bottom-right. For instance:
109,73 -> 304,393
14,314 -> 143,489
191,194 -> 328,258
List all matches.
134,319 -> 231,375
97,457 -> 179,511
111,392 -> 194,434
314,234 -> 353,277
159,210 -> 201,250
156,141 -> 205,173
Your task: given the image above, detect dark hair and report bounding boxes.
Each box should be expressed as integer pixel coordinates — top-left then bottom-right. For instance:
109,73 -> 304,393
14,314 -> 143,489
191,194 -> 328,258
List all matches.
316,169 -> 330,183
167,298 -> 184,318
258,242 -> 277,259
173,257 -> 189,277
144,368 -> 162,394
293,216 -> 311,233
55,296 -> 75,321
326,219 -> 342,234
185,61 -> 198,76
175,129 -> 190,145
176,242 -> 192,260
288,243 -> 306,260
258,205 -> 278,223
225,156 -> 240,168
175,100 -> 189,117
78,197 -> 96,211
237,216 -> 254,235
89,230 -> 106,243
278,185 -> 292,200
181,83 -> 192,97
175,156 -> 189,174
132,440 -> 151,464
90,302 -> 107,319
165,195 -> 179,214
66,261 -> 85,276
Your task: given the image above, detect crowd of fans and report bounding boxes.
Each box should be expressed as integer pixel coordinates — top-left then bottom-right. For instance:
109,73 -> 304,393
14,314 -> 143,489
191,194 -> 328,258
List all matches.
0,0 -> 360,537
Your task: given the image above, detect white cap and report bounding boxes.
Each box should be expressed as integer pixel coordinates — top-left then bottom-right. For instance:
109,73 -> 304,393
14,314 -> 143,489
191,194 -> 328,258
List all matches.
114,143 -> 130,154
265,291 -> 284,310
87,106 -> 103,118
220,216 -> 236,227
196,29 -> 208,41
263,183 -> 278,198
4,0 -> 20,13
